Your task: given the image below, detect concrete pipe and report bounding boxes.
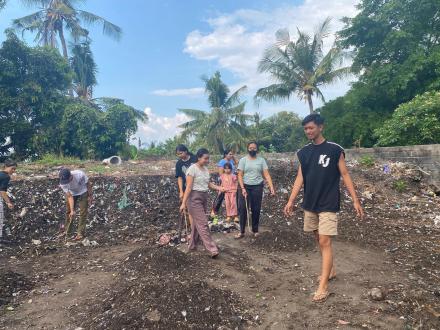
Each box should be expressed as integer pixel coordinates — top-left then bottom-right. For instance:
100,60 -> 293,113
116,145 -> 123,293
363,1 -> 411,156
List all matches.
102,156 -> 122,165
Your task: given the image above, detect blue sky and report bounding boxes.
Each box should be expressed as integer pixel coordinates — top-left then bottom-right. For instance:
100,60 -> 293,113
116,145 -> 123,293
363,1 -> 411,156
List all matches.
0,0 -> 358,144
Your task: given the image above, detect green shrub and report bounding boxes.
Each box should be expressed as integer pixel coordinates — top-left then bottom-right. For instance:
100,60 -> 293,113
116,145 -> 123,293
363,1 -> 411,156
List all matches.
393,179 -> 408,193
375,91 -> 440,146
119,145 -> 138,160
35,154 -> 82,166
359,155 -> 375,167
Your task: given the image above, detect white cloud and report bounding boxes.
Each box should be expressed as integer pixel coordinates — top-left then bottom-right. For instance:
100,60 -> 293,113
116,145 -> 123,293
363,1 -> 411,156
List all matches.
151,87 -> 204,97
134,107 -> 189,144
142,1 -> 360,141
183,0 -> 359,114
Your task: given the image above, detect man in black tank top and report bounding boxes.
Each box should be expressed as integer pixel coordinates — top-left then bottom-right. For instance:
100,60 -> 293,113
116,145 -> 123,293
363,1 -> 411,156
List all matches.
284,114 -> 364,303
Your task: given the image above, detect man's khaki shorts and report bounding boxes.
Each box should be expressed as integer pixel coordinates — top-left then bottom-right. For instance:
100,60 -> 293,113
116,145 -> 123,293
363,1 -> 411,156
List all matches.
304,210 -> 338,236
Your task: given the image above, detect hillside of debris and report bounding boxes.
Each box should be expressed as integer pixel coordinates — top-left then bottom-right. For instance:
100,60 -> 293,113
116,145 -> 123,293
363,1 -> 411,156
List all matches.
0,158 -> 439,329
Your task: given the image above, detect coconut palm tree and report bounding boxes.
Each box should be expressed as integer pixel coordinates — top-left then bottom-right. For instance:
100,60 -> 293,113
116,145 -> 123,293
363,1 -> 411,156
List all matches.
70,41 -> 97,100
255,18 -> 350,113
0,0 -> 6,11
179,71 -> 251,153
13,0 -> 122,59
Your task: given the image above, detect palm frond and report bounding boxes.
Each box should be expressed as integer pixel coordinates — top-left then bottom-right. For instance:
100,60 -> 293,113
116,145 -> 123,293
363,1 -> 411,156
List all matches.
77,10 -> 122,41
13,11 -> 44,29
224,85 -> 247,108
178,108 -> 207,120
254,83 -> 293,105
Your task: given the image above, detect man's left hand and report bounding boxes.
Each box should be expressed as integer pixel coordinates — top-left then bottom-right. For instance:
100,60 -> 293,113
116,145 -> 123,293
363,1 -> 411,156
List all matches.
354,201 -> 364,218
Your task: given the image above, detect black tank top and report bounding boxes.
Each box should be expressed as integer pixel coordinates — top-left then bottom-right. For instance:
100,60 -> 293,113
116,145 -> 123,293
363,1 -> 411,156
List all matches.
297,140 -> 345,212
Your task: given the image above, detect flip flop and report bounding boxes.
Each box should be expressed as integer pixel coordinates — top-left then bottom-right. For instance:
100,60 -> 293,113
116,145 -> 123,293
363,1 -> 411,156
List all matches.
73,235 -> 84,241
211,253 -> 219,259
253,232 -> 260,238
312,291 -> 330,303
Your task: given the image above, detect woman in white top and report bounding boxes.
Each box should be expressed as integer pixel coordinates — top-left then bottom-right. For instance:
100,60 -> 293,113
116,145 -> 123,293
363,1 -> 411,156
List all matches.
180,148 -> 225,258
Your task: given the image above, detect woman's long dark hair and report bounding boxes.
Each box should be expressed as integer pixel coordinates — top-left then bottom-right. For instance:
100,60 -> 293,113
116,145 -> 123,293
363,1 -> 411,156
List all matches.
196,148 -> 209,159
176,144 -> 189,153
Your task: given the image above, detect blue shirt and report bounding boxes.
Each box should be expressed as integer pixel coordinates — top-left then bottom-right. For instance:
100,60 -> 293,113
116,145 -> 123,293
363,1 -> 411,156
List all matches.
217,159 -> 236,172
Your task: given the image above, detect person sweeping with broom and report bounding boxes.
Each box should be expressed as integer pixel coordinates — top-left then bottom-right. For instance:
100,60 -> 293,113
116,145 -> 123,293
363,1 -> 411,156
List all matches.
235,142 -> 275,239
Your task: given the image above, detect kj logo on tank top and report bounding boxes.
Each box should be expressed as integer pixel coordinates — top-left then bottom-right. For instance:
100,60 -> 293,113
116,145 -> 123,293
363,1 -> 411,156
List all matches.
318,154 -> 330,168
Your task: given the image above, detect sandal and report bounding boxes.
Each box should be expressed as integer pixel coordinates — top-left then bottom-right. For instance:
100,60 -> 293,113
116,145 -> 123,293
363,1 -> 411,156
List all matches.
312,291 -> 330,303
211,253 -> 219,259
234,233 -> 245,239
253,232 -> 260,238
74,235 -> 84,241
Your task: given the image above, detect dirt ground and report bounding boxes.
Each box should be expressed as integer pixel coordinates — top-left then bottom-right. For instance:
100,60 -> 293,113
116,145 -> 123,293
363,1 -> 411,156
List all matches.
0,158 -> 439,329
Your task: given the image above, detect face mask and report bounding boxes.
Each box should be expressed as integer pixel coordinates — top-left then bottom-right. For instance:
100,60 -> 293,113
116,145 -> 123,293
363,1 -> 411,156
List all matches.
248,150 -> 257,157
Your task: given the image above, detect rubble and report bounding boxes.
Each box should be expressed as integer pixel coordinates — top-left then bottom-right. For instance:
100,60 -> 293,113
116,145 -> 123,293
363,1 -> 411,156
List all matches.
368,287 -> 386,301
0,271 -> 33,306
0,158 -> 439,329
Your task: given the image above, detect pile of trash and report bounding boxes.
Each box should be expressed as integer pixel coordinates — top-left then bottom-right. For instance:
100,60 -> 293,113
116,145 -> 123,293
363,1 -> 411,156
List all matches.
0,271 -> 33,307
78,246 -> 254,330
1,156 -> 439,328
3,175 -> 180,255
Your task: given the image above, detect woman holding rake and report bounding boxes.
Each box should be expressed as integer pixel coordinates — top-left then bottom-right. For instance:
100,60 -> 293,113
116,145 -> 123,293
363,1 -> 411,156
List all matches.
180,148 -> 226,258
235,142 -> 275,239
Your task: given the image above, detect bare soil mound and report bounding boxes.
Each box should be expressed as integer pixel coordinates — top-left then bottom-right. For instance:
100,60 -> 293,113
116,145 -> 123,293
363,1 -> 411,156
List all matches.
250,228 -> 315,252
80,245 -> 253,330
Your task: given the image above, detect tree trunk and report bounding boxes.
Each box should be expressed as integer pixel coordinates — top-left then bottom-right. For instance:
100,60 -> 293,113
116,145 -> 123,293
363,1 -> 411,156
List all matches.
216,138 -> 224,155
59,26 -> 74,97
58,26 -> 68,59
307,91 -> 314,114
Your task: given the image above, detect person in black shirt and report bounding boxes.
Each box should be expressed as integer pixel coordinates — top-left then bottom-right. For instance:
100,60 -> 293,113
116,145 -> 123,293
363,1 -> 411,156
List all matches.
0,160 -> 17,241
175,144 -> 197,227
284,114 -> 364,303
175,144 -> 198,199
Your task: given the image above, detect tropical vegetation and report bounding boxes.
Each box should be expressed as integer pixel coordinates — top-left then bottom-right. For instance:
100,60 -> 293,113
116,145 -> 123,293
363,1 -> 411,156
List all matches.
1,0 -> 440,161
179,71 -> 251,154
255,18 -> 350,114
319,0 -> 440,147
0,0 -> 144,161
13,0 -> 122,59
